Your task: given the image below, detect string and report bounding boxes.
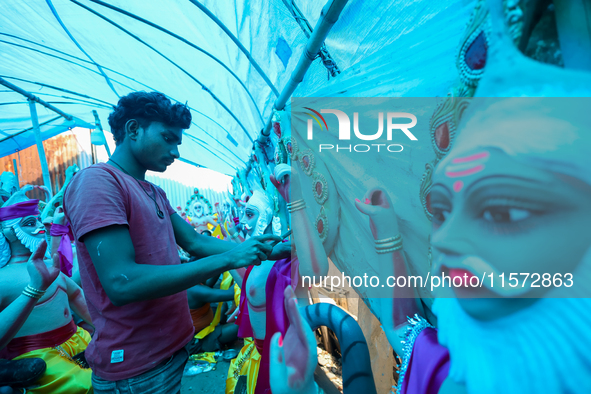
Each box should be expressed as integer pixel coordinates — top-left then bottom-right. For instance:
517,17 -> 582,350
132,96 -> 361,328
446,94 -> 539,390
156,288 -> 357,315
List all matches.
108,159 -> 165,219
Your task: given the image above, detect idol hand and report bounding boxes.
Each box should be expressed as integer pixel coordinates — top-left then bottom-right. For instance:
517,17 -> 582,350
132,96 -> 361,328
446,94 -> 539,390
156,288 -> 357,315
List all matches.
27,241 -> 60,291
270,287 -> 319,394
354,187 -> 400,239
270,171 -> 290,203
52,206 -> 66,226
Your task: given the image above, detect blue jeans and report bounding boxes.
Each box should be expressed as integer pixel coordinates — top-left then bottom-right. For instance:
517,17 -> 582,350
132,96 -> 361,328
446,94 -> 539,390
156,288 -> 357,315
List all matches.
91,345 -> 189,394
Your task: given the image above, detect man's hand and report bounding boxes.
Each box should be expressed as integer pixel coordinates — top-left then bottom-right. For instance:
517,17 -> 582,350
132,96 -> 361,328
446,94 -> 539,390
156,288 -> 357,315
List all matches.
223,234 -> 281,269
270,287 -> 319,394
269,241 -> 292,261
27,240 -> 60,291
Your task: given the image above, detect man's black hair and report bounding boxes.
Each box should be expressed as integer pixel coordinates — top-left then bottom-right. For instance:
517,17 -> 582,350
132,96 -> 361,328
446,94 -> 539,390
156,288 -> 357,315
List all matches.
108,91 -> 192,145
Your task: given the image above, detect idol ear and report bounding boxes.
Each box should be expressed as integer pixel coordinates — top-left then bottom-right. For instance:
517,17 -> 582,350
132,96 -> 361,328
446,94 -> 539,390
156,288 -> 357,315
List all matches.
2,225 -> 16,243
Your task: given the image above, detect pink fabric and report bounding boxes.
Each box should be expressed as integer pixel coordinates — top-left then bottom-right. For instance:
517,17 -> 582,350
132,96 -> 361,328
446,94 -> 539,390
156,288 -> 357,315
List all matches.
63,163 -> 194,381
50,223 -> 74,277
400,327 -> 450,394
236,255 -> 299,394
0,199 -> 39,221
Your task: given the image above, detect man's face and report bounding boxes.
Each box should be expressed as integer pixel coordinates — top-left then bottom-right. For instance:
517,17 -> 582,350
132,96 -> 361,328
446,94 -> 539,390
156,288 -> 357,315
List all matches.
240,205 -> 260,236
133,121 -> 182,172
431,148 -> 591,320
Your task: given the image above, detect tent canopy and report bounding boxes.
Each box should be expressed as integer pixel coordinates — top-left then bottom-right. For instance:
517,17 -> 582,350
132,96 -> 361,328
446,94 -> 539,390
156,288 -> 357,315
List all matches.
0,0 -> 472,175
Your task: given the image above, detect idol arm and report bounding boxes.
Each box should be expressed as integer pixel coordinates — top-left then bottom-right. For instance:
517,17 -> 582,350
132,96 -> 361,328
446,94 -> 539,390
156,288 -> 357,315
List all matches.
355,188 -> 424,356
271,165 -> 329,279
0,242 -> 61,349
65,275 -> 93,327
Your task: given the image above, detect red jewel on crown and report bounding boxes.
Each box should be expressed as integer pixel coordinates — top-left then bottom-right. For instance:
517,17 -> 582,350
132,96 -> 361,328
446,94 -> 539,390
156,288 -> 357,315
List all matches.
465,31 -> 487,71
315,181 -> 323,197
253,154 -> 258,163
286,142 -> 293,154
315,206 -> 328,242
317,218 -> 324,234
273,122 -> 282,138
425,192 -> 432,214
435,122 -> 450,150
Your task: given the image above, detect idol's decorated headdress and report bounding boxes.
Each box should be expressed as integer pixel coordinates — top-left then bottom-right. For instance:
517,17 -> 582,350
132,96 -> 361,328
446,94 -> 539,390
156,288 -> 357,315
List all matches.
433,1 -> 591,393
246,189 -> 275,237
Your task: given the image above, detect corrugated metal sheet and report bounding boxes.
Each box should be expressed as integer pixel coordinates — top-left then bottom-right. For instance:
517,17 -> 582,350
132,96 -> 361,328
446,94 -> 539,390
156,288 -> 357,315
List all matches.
146,175 -> 228,214
0,131 -> 93,201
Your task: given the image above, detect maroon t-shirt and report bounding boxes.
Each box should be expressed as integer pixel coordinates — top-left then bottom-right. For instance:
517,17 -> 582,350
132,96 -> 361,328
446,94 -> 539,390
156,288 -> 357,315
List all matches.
63,163 -> 194,381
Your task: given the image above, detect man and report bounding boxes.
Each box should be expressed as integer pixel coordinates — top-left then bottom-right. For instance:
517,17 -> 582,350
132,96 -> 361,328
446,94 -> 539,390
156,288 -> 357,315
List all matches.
0,190 -> 93,393
63,91 -> 287,394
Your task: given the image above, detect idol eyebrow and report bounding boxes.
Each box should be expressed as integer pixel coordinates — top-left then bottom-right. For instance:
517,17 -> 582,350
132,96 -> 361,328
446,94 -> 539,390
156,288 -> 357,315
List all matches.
463,174 -> 543,195
431,183 -> 453,197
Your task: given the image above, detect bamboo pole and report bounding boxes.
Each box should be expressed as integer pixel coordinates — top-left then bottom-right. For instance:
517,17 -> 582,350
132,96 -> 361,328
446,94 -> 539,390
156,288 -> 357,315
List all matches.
259,0 -> 349,143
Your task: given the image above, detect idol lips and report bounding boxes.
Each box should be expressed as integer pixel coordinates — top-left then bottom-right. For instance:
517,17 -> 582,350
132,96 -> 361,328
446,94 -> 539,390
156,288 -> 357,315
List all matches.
448,268 -> 476,287
433,253 -> 531,296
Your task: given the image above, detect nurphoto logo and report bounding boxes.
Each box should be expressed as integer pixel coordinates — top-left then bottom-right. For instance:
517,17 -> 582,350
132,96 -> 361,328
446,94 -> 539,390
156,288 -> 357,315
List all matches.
304,108 -> 418,153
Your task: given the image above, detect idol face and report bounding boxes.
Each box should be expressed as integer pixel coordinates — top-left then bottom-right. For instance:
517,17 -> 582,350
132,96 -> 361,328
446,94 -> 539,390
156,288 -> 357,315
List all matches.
240,205 -> 260,236
18,215 -> 46,238
430,147 -> 591,320
193,202 -> 204,218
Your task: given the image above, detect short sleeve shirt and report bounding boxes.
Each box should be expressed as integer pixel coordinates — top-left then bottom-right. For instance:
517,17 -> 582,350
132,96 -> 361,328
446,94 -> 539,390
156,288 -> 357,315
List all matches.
63,163 -> 194,381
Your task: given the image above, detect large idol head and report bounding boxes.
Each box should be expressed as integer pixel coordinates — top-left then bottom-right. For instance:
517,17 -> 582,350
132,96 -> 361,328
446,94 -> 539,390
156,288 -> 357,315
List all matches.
0,190 -> 45,267
430,98 -> 591,320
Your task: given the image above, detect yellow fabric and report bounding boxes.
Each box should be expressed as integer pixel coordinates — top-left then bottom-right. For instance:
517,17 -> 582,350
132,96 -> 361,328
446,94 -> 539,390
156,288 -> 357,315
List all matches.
13,326 -> 92,394
207,223 -> 214,230
233,283 -> 241,307
211,224 -> 224,239
225,338 -> 260,394
195,272 -> 234,340
190,351 -> 217,364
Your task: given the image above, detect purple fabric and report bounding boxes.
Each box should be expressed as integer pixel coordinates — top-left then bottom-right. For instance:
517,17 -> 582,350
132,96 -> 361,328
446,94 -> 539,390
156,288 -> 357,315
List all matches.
50,223 -> 74,277
400,327 -> 450,394
236,256 -> 299,394
0,199 -> 39,221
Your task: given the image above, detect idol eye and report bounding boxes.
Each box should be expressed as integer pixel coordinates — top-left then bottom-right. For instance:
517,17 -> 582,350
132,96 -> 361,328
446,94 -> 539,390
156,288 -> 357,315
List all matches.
482,208 -> 531,223
431,209 -> 450,224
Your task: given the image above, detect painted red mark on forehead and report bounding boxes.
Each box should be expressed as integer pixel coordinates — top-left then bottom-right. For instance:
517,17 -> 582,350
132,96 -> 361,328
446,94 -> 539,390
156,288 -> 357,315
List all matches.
452,151 -> 490,164
453,180 -> 464,192
445,164 -> 484,178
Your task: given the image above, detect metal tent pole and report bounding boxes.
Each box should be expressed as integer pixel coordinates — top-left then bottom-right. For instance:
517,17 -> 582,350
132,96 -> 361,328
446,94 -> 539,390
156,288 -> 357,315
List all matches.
28,99 -> 53,193
258,0 -> 349,143
0,76 -> 78,194
0,77 -> 73,120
